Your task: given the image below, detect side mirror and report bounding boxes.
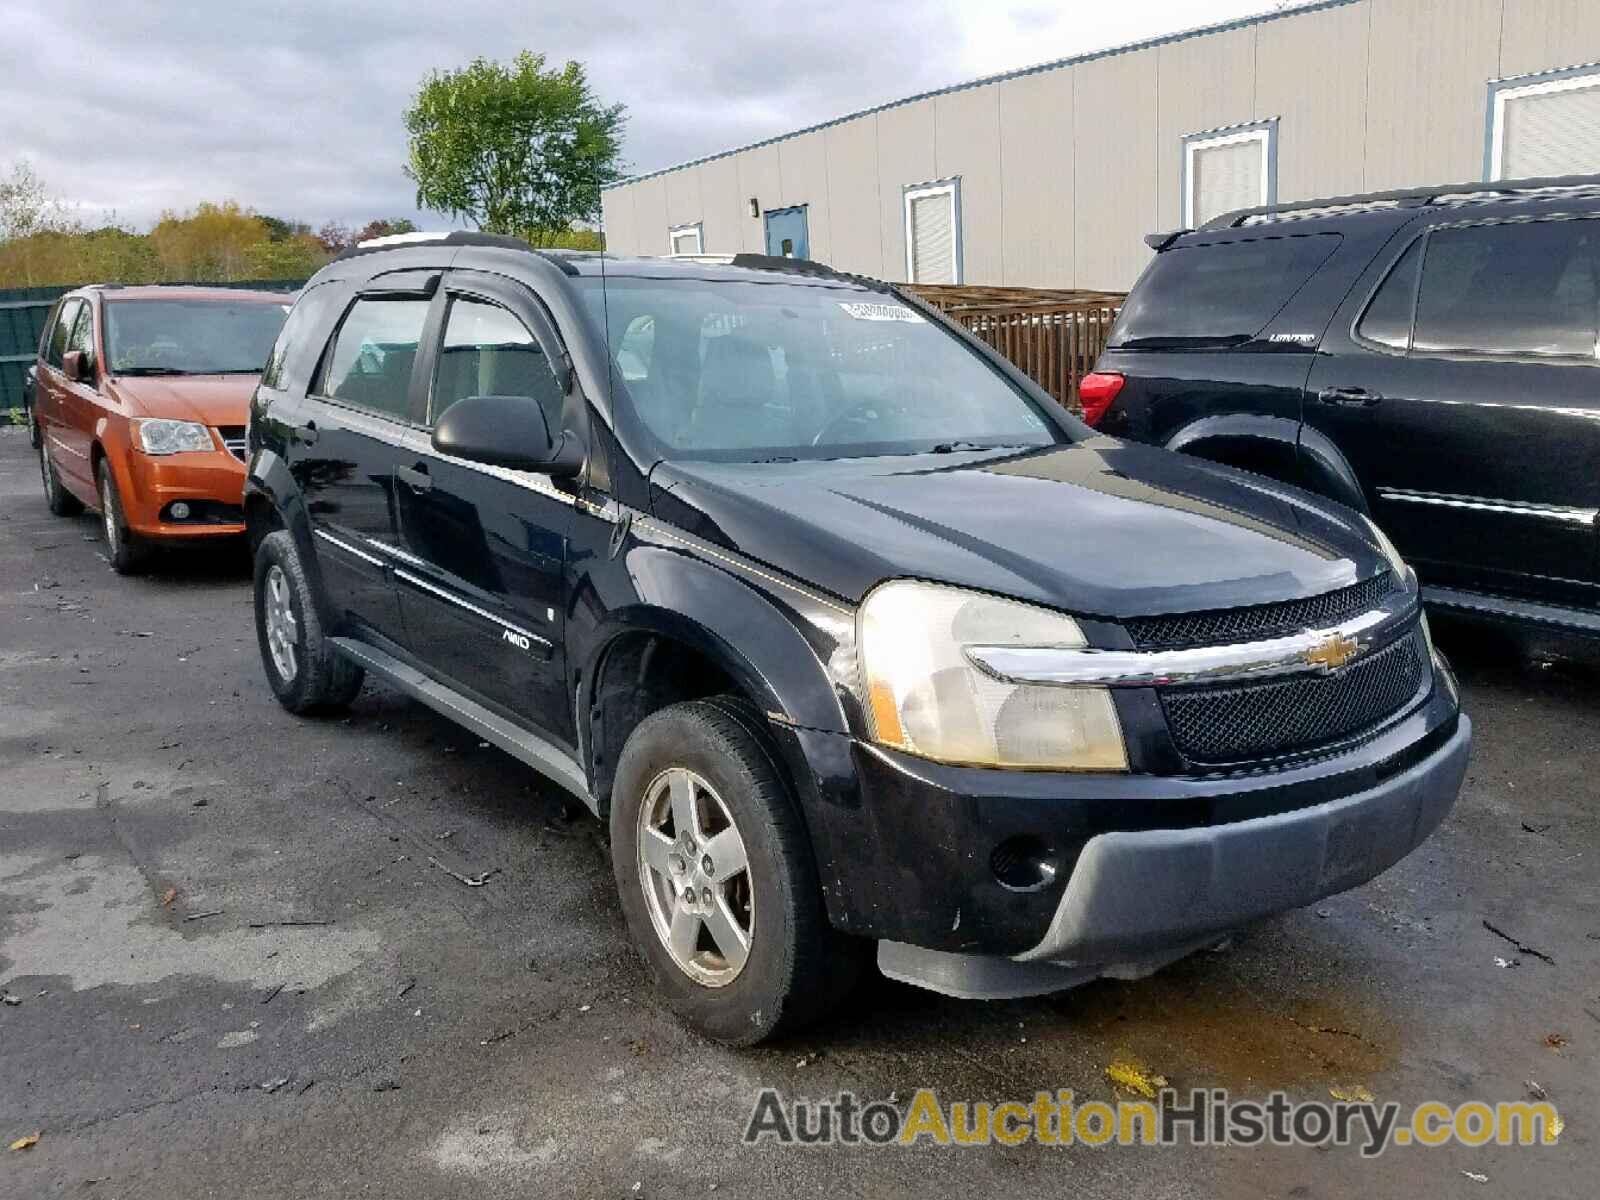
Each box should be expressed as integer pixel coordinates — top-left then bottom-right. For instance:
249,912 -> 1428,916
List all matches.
61,350 -> 93,384
432,394 -> 583,478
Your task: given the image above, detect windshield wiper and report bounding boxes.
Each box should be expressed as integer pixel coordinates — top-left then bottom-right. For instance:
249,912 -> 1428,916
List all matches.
114,366 -> 190,376
929,441 -> 1024,454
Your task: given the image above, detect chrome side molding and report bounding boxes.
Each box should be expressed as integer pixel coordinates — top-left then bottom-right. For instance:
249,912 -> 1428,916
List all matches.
1377,488 -> 1598,526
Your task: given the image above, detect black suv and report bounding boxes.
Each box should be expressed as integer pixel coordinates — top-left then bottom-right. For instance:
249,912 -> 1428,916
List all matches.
1089,173 -> 1600,638
245,234 -> 1469,1044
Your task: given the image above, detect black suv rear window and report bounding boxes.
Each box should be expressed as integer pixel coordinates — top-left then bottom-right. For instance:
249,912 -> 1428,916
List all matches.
1109,234 -> 1341,348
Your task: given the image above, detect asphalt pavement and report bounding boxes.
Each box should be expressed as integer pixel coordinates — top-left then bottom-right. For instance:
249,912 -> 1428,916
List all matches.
1,425 -> 1595,1198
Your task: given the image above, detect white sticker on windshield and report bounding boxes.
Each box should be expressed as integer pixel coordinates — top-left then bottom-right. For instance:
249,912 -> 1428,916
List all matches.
837,301 -> 925,323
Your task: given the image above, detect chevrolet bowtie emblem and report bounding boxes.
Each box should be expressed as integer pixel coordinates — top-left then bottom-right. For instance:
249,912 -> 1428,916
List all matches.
1304,631 -> 1361,672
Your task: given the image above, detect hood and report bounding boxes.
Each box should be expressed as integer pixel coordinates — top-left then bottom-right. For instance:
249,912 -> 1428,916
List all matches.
648,438 -> 1391,618
108,374 -> 258,426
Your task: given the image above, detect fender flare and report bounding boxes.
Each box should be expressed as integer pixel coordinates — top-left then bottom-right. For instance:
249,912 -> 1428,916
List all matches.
243,448 -> 342,625
1165,413 -> 1368,514
577,545 -> 851,745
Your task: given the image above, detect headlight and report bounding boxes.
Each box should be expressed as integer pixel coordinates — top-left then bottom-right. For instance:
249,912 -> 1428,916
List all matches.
857,580 -> 1127,771
1363,515 -> 1415,588
134,419 -> 214,455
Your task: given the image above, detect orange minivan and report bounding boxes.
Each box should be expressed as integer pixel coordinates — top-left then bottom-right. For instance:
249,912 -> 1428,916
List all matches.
33,285 -> 290,572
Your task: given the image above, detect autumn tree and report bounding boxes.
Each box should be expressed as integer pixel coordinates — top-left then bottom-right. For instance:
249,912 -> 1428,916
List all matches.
404,52 -> 625,246
354,217 -> 418,243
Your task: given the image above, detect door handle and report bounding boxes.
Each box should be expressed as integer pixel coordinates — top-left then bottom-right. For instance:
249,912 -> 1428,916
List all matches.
396,463 -> 432,492
294,420 -> 319,446
1317,386 -> 1382,407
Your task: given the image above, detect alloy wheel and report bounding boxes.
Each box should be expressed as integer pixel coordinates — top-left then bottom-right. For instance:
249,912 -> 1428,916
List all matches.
39,440 -> 55,502
636,766 -> 754,987
99,473 -> 119,555
262,564 -> 300,683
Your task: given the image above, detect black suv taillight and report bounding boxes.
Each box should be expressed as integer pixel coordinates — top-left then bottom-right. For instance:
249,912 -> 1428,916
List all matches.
1077,372 -> 1125,427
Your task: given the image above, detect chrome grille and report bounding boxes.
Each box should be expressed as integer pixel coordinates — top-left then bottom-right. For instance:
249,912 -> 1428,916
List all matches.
1125,573 -> 1398,650
1160,628 -> 1429,764
218,425 -> 248,463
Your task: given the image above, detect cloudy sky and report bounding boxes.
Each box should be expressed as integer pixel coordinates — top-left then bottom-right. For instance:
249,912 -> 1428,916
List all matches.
1,0 -> 1298,232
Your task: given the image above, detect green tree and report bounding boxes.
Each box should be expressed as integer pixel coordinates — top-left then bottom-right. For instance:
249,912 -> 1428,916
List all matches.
404,51 -> 625,246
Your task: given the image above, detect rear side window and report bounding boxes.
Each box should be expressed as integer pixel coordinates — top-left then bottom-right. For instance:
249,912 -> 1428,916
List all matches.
1110,234 -> 1341,347
262,284 -> 336,392
319,298 -> 430,420
1356,238 -> 1423,350
1412,219 -> 1600,359
46,299 -> 81,368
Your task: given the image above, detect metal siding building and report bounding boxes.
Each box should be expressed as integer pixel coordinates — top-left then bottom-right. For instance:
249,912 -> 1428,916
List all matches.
601,0 -> 1600,290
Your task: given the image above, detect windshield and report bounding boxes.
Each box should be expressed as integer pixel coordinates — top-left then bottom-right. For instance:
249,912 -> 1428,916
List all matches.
576,276 -> 1060,462
105,299 -> 291,375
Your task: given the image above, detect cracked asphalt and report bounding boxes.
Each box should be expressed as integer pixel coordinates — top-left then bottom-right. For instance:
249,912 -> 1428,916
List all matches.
1,425 -> 1595,1198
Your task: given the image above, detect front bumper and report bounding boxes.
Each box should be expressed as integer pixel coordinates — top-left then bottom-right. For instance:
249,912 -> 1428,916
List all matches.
877,714 -> 1469,998
119,442 -> 247,538
777,658 -> 1469,997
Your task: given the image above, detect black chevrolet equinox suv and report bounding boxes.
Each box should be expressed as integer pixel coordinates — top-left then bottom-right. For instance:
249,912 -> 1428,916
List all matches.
245,233 -> 1470,1044
1088,173 -> 1600,639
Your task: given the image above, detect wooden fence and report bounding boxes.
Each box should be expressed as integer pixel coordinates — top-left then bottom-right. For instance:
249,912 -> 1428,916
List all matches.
904,284 -> 1125,414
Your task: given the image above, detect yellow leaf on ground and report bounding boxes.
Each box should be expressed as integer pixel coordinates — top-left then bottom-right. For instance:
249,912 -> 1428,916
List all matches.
1329,1085 -> 1375,1102
1106,1059 -> 1168,1099
9,1133 -> 40,1152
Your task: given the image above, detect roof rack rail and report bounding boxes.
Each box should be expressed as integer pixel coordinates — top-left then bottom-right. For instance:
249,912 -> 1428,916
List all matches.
1199,171 -> 1600,232
333,229 -> 535,263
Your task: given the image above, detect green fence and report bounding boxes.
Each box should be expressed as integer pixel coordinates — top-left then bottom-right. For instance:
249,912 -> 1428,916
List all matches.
0,279 -> 306,422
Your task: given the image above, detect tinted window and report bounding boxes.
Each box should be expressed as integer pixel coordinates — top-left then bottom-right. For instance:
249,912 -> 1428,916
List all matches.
1356,238 -> 1422,350
431,299 -> 564,429
262,284 -> 337,392
1110,234 -> 1342,347
47,299 -> 80,368
577,277 -> 1056,462
1413,220 -> 1600,358
320,298 -> 429,419
105,300 -> 290,374
66,302 -> 95,365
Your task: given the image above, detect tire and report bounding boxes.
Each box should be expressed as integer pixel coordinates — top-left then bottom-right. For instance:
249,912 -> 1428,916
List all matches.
253,529 -> 365,714
39,436 -> 83,517
96,459 -> 149,574
610,698 -> 863,1046
26,401 -> 41,449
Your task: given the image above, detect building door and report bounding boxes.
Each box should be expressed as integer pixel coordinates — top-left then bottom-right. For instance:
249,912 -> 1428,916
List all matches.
763,206 -> 809,259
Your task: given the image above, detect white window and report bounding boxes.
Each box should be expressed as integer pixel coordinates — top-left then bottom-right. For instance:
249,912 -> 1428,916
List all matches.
1183,122 -> 1276,229
1489,66 -> 1600,181
668,223 -> 703,255
904,179 -> 961,284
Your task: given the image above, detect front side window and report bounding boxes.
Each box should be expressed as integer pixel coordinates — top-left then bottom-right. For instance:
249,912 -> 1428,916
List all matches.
577,276 -> 1057,462
320,298 -> 430,419
47,299 -> 81,368
105,300 -> 290,375
1183,122 -> 1275,228
904,180 -> 961,284
1489,66 -> 1600,180
66,302 -> 95,367
431,297 -> 564,429
1412,219 -> 1599,359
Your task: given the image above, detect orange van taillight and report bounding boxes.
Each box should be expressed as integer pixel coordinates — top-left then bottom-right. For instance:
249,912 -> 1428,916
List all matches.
1077,372 -> 1125,427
